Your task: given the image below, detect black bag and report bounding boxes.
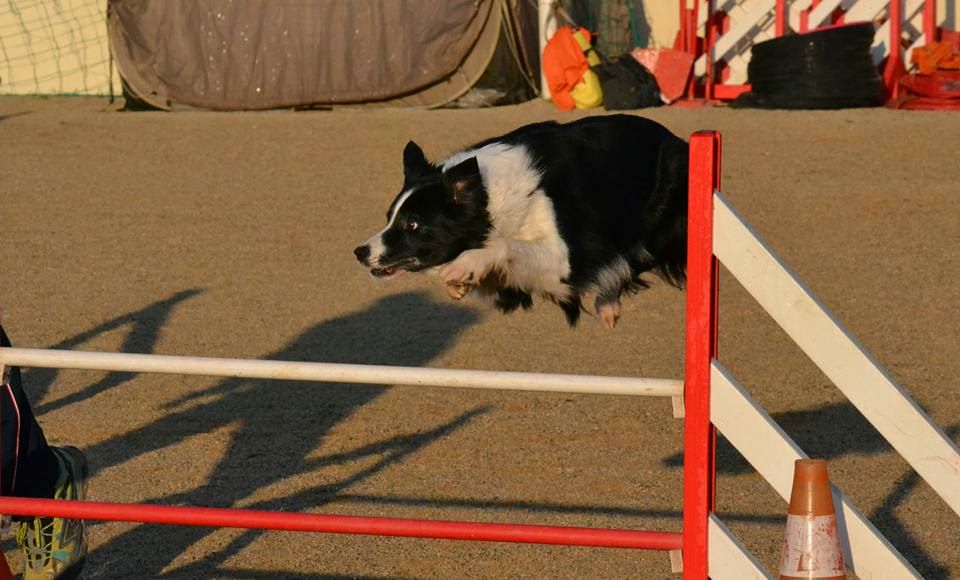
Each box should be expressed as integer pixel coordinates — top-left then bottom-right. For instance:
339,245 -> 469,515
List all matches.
592,55 -> 662,110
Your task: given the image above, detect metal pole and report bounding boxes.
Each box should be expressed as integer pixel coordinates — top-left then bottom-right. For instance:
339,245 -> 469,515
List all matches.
0,348 -> 682,399
0,497 -> 683,551
923,0 -> 937,43
0,363 -> 10,580
776,0 -> 788,37
682,131 -> 721,579
885,0 -> 904,98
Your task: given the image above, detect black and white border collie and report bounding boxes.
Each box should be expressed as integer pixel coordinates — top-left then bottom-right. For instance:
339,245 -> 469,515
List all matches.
354,114 -> 689,328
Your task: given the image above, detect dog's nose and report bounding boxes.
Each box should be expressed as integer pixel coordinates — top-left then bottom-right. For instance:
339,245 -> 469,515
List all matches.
354,245 -> 371,264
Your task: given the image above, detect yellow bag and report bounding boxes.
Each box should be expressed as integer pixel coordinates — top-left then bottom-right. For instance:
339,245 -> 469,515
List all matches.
570,29 -> 603,109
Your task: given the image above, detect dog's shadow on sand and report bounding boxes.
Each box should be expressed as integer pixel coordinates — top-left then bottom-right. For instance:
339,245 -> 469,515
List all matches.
74,291 -> 486,578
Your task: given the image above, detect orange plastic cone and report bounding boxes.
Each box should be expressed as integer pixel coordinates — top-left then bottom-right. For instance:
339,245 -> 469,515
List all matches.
779,459 -> 846,580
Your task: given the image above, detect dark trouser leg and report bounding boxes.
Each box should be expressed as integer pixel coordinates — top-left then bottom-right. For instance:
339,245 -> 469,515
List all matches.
1,325 -> 60,499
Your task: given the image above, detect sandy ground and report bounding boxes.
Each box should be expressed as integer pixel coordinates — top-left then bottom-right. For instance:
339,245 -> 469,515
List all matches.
0,96 -> 958,579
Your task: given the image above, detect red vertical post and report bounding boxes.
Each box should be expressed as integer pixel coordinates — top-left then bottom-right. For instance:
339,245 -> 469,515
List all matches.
0,363 -> 10,580
800,0 -> 816,33
678,0 -> 688,52
775,0 -> 788,37
684,0 -> 701,99
705,0 -> 715,101
923,0 -> 938,43
884,0 -> 905,99
683,132 -> 721,579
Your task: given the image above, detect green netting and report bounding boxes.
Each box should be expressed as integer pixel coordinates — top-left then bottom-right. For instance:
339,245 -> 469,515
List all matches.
561,0 -> 650,58
0,0 -> 112,95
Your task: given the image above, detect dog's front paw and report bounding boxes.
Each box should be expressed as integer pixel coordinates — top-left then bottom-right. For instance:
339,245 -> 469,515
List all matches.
445,282 -> 472,300
440,249 -> 494,298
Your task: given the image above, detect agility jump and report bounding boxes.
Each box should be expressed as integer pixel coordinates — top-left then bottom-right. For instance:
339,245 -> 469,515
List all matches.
1,132 -> 957,579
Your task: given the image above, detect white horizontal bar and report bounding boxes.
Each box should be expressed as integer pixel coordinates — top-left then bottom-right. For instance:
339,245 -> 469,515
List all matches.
709,513 -> 772,579
0,348 -> 682,398
711,361 -> 922,579
713,192 -> 960,517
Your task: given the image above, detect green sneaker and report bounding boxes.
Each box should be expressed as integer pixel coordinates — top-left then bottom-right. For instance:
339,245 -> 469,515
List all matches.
16,446 -> 89,580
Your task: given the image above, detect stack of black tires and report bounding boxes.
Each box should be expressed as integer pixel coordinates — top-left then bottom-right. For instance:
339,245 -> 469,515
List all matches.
732,22 -> 884,109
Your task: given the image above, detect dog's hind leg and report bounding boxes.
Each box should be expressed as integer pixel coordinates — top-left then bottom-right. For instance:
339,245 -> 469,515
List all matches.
590,257 -> 635,329
594,290 -> 622,329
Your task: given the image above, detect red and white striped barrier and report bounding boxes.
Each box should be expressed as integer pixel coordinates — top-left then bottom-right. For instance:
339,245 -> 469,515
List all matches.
680,0 -> 946,101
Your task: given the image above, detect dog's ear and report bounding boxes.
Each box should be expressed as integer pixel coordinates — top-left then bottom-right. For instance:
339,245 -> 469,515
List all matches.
442,157 -> 483,205
403,141 -> 432,184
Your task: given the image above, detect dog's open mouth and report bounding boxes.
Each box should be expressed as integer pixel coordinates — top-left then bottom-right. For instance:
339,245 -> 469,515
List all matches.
370,258 -> 418,279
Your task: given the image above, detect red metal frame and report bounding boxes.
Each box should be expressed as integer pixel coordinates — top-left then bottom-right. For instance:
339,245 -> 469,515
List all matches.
0,135 -> 723,578
682,132 -> 721,578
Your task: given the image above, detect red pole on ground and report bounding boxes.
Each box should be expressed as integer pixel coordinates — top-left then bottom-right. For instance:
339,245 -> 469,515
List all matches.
0,497 -> 683,551
683,131 -> 721,580
775,0 -> 788,37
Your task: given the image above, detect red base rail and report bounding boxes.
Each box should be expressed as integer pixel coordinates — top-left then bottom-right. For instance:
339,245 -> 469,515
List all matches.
0,497 -> 683,551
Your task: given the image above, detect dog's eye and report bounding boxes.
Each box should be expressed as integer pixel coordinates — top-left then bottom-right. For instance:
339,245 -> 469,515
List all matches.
405,221 -> 419,232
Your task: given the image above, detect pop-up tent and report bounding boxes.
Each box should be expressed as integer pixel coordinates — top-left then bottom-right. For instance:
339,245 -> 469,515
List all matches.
108,0 -> 539,110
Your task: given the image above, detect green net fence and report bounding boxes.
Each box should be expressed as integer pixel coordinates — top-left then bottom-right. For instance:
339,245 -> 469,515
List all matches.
1,0 -> 113,95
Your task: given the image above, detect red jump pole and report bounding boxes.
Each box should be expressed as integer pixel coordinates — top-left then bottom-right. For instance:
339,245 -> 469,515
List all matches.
884,0 -> 905,98
0,363 -> 11,580
683,131 -> 721,579
775,0 -> 788,37
923,0 -> 938,44
0,497 -> 683,551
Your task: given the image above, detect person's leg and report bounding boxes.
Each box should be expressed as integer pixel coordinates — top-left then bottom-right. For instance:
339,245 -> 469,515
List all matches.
1,323 -> 88,579
1,324 -> 60,499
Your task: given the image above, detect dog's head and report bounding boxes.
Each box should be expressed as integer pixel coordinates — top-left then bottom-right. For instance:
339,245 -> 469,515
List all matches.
354,141 -> 491,279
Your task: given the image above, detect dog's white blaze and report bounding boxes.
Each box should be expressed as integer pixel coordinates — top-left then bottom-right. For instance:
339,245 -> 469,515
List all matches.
444,143 -> 572,299
363,188 -> 415,265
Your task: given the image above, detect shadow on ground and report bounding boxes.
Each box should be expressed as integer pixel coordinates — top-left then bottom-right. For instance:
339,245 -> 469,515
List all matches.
27,288 -> 203,411
71,291 -> 486,577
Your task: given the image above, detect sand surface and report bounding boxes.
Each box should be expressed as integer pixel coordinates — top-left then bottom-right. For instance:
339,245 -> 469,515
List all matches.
1,97 -> 958,579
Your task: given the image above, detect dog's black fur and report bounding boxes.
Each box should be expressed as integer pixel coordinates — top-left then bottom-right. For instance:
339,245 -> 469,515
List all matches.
355,114 -> 689,327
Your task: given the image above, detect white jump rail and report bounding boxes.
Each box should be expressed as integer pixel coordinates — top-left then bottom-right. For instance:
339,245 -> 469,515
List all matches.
705,189 -> 959,578
712,361 -> 922,579
0,348 -> 682,398
713,192 -> 960,517
708,513 -> 771,579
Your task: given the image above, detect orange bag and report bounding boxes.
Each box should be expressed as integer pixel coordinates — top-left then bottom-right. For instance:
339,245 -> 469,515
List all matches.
542,26 -> 603,110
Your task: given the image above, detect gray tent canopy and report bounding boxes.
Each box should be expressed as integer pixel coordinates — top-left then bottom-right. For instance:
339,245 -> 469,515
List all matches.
108,0 -> 540,111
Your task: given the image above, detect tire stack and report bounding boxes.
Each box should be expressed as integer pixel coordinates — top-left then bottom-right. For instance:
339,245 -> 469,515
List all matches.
731,22 -> 884,109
